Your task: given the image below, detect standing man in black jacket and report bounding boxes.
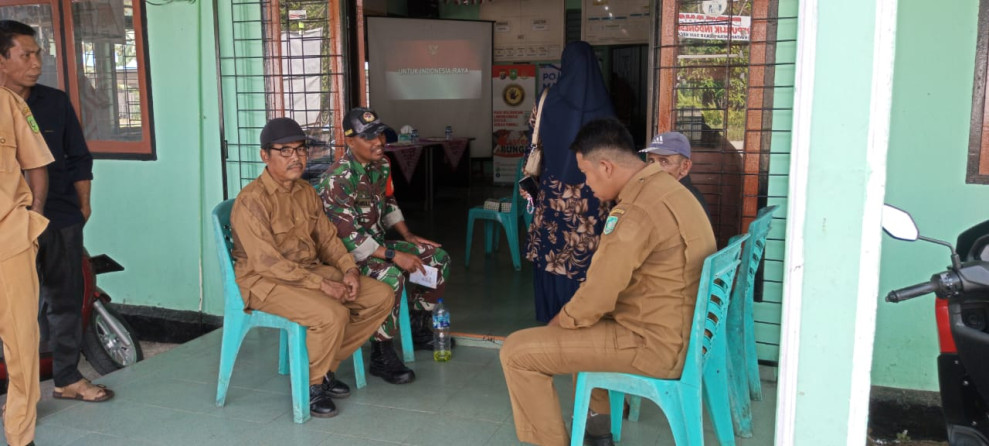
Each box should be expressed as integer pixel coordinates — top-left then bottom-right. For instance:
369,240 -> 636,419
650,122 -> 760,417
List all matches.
0,20 -> 112,402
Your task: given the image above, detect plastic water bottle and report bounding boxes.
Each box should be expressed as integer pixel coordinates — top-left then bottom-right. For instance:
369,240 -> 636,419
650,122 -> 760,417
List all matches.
432,299 -> 452,362
444,125 -> 453,140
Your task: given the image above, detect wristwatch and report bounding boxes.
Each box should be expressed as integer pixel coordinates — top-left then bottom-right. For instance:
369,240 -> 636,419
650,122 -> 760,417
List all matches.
384,248 -> 396,261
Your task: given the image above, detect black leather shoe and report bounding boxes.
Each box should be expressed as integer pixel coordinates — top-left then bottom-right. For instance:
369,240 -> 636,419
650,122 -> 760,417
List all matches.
369,340 -> 416,384
584,432 -> 615,446
322,371 -> 351,399
309,384 -> 338,418
584,411 -> 615,446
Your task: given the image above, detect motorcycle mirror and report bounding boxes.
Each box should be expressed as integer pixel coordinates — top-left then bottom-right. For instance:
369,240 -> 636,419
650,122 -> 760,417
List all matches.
882,204 -> 919,241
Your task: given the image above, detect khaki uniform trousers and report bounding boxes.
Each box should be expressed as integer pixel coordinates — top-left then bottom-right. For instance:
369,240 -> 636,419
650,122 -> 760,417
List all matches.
500,320 -> 650,446
247,264 -> 392,385
0,245 -> 41,446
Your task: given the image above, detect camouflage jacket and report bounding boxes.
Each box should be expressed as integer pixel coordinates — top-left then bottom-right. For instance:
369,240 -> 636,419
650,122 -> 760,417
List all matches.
316,150 -> 404,262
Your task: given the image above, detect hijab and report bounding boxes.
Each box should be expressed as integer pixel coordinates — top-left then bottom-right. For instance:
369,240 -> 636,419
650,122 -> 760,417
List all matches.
538,41 -> 616,184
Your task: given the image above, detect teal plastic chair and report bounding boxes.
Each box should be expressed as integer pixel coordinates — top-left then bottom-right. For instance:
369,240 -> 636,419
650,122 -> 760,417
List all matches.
725,205 -> 778,437
465,159 -> 531,271
570,234 -> 748,446
212,199 -> 367,424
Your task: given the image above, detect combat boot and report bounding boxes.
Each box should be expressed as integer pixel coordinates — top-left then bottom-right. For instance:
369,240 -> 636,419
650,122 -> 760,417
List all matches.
369,340 -> 416,384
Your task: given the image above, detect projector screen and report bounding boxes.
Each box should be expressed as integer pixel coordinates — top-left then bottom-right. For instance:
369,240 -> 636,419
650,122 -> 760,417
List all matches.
368,17 -> 493,157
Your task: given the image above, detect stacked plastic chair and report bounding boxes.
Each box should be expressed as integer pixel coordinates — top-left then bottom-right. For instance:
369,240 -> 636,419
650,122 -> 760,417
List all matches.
725,205 -> 778,437
212,199 -> 368,424
570,234 -> 748,445
465,159 -> 532,271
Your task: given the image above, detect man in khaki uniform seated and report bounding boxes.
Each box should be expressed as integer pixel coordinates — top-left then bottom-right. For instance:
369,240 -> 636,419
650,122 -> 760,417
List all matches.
500,118 -> 716,446
230,117 -> 392,418
0,86 -> 54,446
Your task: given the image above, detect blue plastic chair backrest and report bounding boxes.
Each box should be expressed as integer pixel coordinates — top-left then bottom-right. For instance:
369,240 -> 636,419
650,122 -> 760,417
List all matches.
212,199 -> 239,312
679,234 -> 748,388
732,205 -> 778,304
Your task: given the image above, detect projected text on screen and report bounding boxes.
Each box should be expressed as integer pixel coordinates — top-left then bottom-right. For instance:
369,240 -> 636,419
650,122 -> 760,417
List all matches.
385,40 -> 483,100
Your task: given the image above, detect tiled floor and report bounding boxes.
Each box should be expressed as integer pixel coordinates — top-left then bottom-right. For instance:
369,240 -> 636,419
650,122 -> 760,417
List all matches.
14,329 -> 777,445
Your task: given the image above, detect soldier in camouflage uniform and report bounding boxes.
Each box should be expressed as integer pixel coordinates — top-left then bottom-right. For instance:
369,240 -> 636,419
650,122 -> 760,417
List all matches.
317,107 -> 451,385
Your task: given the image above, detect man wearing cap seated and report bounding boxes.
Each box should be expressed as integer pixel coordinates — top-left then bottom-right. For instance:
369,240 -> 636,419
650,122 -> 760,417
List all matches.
639,131 -> 711,220
230,117 -> 393,418
317,107 -> 452,385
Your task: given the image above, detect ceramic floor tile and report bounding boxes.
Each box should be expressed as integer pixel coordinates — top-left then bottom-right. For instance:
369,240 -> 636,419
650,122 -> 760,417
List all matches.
317,433 -> 404,446
21,308 -> 777,446
346,380 -> 460,413
112,377 -> 289,423
65,433 -> 159,446
309,403 -> 433,443
402,415 -> 501,445
22,423 -> 89,446
484,423 -> 524,446
439,387 -> 513,423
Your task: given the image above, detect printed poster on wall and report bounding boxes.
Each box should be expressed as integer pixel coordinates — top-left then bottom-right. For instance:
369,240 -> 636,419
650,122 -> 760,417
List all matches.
538,64 -> 560,94
492,64 -> 536,184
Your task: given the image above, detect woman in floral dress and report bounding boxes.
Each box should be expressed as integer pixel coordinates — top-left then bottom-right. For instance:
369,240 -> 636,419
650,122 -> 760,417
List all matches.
525,41 -> 616,322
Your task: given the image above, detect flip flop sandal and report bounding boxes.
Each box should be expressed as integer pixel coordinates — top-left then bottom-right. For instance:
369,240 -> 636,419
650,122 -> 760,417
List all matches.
52,382 -> 115,403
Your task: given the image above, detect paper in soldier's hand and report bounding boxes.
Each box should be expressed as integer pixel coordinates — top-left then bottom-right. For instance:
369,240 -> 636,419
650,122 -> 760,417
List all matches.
409,265 -> 438,289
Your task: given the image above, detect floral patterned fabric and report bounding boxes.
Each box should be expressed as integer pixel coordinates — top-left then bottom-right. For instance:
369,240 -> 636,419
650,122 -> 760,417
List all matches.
525,172 -> 612,281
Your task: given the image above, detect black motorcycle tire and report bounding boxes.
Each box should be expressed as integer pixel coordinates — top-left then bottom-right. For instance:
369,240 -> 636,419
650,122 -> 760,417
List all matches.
81,304 -> 143,375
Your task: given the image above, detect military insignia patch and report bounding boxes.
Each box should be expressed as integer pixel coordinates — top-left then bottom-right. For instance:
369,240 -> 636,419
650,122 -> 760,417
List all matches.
362,111 -> 375,123
603,215 -> 619,235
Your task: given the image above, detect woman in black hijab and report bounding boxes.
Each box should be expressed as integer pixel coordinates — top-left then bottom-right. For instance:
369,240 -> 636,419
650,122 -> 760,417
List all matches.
525,41 -> 616,322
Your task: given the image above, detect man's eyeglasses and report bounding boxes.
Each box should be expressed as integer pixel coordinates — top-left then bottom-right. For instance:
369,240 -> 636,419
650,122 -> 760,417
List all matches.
268,144 -> 308,158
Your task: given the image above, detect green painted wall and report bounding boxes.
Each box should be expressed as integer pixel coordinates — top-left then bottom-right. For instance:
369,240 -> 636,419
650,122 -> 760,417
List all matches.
84,1 -> 225,315
756,0 -> 798,364
873,0 -> 986,391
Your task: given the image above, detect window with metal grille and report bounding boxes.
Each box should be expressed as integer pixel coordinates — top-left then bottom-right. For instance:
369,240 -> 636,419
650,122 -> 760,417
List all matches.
650,0 -> 797,364
0,0 -> 155,159
217,0 -> 349,198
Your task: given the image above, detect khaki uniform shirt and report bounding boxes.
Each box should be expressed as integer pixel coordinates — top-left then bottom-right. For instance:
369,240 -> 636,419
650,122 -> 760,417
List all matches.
231,169 -> 358,302
0,87 -> 54,261
558,163 -> 716,378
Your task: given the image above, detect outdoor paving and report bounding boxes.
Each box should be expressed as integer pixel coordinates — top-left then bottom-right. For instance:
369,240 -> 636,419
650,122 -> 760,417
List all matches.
2,329 -> 777,445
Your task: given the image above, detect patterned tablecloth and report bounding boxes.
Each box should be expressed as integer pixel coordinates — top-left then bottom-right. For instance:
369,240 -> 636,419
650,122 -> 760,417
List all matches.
385,137 -> 469,183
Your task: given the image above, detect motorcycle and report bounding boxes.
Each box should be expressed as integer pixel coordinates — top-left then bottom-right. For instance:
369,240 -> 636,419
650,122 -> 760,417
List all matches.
882,204 -> 989,446
0,250 -> 143,393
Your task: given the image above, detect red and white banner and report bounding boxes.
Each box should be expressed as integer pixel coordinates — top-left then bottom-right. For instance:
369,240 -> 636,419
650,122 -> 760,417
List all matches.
678,13 -> 751,42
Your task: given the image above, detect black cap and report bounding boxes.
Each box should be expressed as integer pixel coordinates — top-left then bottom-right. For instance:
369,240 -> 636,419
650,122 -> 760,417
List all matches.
343,107 -> 390,139
260,117 -> 306,148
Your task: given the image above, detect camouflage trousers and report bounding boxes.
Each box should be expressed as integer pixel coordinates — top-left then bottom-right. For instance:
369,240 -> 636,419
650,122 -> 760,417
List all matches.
358,241 -> 451,341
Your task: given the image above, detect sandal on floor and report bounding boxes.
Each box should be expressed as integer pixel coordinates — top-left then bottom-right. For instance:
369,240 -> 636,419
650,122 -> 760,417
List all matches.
52,380 -> 114,403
